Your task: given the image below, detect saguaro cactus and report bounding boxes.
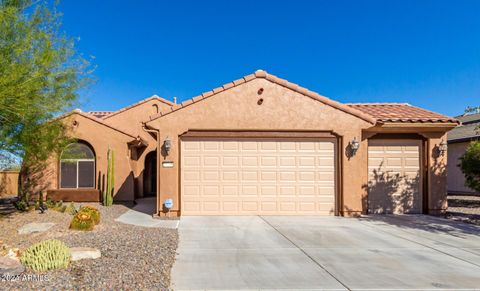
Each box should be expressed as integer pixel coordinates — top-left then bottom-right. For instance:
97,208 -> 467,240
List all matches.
103,148 -> 115,206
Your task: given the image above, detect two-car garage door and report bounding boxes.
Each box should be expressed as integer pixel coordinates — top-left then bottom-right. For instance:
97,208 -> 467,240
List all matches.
181,139 -> 336,215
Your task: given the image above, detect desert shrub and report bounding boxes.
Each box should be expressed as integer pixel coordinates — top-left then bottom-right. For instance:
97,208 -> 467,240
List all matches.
79,206 -> 100,225
45,199 -> 56,209
57,205 -> 67,213
20,239 -> 71,272
44,199 -> 66,212
13,200 -> 28,212
460,141 -> 480,192
65,202 -> 77,215
52,200 -> 65,212
70,212 -> 94,231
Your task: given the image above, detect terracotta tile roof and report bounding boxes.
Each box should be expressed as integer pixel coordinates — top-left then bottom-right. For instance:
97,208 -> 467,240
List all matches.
104,95 -> 173,120
346,103 -> 459,124
88,111 -> 112,119
147,70 -> 377,124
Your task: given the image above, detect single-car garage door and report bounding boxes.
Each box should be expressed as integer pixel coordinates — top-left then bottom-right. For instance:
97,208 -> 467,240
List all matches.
181,138 -> 336,215
368,139 -> 423,214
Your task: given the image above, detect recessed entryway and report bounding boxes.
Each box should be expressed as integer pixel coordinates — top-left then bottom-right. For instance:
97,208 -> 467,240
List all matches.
143,150 -> 157,197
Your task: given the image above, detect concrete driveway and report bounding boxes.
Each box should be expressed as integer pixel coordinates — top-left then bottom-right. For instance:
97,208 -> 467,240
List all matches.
171,215 -> 480,290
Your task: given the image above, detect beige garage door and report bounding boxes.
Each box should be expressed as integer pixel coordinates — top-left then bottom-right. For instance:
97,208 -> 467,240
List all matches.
368,139 -> 423,214
181,138 -> 336,215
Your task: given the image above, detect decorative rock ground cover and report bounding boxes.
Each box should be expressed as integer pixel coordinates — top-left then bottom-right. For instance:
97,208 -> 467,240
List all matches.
0,257 -> 25,276
0,204 -> 178,289
70,247 -> 101,261
447,195 -> 480,226
18,222 -> 55,235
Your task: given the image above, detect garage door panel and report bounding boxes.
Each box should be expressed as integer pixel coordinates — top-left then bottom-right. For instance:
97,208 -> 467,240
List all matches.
279,157 -> 296,167
203,171 -> 220,181
203,156 -> 219,166
298,142 -> 315,152
260,141 -> 277,151
279,141 -> 296,151
241,156 -> 258,167
299,171 -> 315,181
181,139 -> 335,215
203,141 -> 220,151
368,139 -> 422,214
261,156 -> 277,167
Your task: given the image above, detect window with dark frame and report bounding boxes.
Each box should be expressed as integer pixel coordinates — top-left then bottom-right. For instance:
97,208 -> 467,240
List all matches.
60,143 -> 95,189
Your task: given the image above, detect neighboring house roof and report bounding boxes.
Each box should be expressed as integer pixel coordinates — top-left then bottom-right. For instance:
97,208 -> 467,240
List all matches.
103,95 -> 173,120
347,103 -> 459,124
456,112 -> 480,124
147,70 -> 377,124
448,113 -> 480,143
88,111 -> 112,119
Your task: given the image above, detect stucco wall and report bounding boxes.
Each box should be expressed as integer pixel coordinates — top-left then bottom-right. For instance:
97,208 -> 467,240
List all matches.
36,113 -> 137,201
0,171 -> 19,198
147,78 -> 373,216
104,98 -> 171,197
104,98 -> 171,138
448,141 -> 478,194
427,133 -> 449,214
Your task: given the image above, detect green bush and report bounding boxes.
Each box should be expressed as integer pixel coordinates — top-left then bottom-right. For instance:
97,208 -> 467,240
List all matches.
79,206 -> 100,225
14,200 -> 28,212
45,199 -> 56,209
20,239 -> 71,272
44,199 -> 66,212
460,141 -> 480,192
70,212 -> 95,231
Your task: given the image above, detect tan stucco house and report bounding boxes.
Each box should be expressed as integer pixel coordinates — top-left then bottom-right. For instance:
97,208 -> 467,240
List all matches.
37,70 -> 459,217
447,113 -> 480,195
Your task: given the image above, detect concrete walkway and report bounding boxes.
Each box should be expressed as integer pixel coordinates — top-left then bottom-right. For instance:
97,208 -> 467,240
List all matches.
171,215 -> 480,290
115,197 -> 178,229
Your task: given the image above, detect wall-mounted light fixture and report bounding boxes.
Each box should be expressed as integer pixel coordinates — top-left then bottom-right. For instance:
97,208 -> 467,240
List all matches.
350,137 -> 360,154
439,140 -> 448,156
163,136 -> 172,155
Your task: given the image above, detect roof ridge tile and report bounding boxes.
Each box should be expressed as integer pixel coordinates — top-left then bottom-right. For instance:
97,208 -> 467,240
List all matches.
103,95 -> 173,120
147,70 -> 377,124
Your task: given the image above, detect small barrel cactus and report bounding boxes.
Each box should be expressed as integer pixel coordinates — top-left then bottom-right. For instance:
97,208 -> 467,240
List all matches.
79,205 -> 100,225
70,211 -> 95,231
20,239 -> 71,272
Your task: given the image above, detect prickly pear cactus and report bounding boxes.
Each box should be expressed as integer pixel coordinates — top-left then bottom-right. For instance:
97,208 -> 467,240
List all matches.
20,239 -> 71,272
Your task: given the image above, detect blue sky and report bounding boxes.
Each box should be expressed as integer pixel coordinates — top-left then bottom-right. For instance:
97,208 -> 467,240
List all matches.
58,0 -> 480,117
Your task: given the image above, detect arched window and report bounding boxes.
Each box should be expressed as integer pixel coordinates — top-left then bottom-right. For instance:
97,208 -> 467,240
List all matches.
60,142 -> 95,188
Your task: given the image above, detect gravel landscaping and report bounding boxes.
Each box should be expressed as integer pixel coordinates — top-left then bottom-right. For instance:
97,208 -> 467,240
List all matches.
0,203 -> 178,290
446,194 -> 480,226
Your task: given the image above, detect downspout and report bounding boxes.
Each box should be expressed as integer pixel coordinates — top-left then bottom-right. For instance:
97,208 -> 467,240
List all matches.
142,123 -> 161,216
